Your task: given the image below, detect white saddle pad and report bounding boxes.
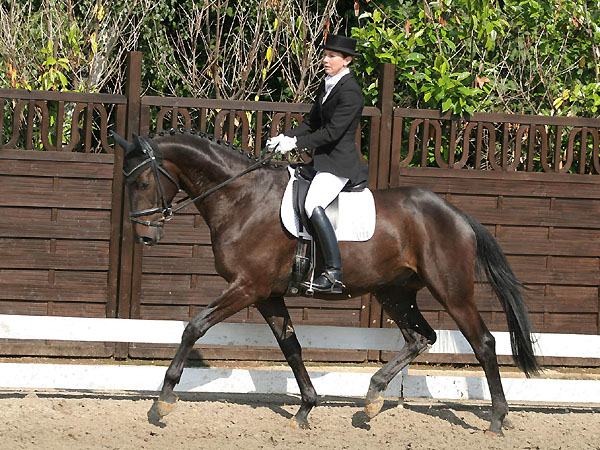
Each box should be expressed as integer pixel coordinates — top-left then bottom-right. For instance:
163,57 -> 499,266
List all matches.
280,167 -> 376,241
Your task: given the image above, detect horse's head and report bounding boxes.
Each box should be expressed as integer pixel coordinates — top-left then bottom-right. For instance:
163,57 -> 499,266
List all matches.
114,132 -> 180,246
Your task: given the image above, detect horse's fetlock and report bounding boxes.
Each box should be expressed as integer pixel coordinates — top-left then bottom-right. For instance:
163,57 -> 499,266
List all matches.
304,394 -> 317,408
427,330 -> 437,345
368,375 -> 387,396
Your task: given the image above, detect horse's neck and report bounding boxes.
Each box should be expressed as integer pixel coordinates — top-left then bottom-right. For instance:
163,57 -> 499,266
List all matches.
163,141 -> 285,232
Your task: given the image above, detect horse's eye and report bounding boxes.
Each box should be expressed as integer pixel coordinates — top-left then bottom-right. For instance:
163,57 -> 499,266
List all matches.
139,180 -> 150,190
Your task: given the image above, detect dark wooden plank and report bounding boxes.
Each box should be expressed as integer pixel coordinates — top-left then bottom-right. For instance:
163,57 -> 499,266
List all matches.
405,192 -> 600,229
0,286 -> 107,303
54,270 -> 109,287
0,220 -> 110,239
128,344 -> 367,362
0,269 -> 50,284
0,340 -> 114,358
495,226 -> 600,257
0,301 -> 48,315
51,302 -> 108,317
0,250 -> 109,271
0,238 -> 109,254
0,176 -> 113,209
394,167 -> 600,199
417,284 -> 599,315
141,244 -> 195,258
0,149 -> 115,163
300,309 -> 361,327
0,158 -> 114,179
142,257 -> 217,275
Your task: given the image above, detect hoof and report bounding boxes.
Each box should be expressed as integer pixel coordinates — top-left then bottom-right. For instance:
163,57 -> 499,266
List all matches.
150,396 -> 179,419
364,395 -> 384,420
484,429 -> 504,438
503,417 -> 514,430
290,416 -> 310,430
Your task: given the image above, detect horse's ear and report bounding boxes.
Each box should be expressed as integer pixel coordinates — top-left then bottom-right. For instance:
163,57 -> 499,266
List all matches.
112,131 -> 135,155
132,133 -> 142,151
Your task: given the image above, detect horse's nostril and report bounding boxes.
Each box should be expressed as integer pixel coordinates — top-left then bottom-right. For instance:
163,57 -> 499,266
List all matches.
140,236 -> 155,245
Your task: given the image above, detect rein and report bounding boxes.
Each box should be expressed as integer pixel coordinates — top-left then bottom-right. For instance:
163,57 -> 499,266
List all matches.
126,137 -> 277,227
170,151 -> 277,215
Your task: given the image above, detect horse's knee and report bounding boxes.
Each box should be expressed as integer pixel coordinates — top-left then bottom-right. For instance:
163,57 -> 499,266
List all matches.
182,321 -> 204,345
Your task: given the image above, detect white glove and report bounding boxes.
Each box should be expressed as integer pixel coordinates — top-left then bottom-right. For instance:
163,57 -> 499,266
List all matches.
265,134 -> 285,152
275,135 -> 297,154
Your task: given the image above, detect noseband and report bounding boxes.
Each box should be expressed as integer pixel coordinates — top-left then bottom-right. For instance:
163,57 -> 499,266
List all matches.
124,138 -> 180,228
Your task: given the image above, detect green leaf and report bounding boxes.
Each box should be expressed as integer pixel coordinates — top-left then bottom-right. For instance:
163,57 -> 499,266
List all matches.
441,98 -> 453,112
58,71 -> 68,87
434,55 -> 449,74
407,52 -> 425,61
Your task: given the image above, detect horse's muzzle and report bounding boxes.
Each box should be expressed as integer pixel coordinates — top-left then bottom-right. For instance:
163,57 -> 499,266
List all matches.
135,224 -> 163,246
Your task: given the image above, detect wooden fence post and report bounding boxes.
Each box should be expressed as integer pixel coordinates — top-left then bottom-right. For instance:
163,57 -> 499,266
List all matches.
367,62 -> 395,361
115,51 -> 143,359
376,62 -> 395,189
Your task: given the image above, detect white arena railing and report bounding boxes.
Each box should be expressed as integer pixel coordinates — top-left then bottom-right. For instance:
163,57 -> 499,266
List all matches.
0,314 -> 599,403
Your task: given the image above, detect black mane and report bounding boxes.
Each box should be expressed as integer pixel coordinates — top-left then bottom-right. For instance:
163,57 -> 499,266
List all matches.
146,127 -> 284,170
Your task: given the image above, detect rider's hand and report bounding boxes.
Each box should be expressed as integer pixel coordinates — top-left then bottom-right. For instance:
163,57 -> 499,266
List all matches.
265,134 -> 284,152
274,136 -> 297,154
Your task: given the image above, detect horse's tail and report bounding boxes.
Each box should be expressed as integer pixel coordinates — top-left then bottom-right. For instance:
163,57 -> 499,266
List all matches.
464,214 -> 541,377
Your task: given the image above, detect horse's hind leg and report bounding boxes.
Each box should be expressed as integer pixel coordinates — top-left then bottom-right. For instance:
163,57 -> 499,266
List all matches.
365,289 -> 436,419
421,261 -> 509,436
148,281 -> 264,421
447,304 -> 508,436
256,296 -> 317,429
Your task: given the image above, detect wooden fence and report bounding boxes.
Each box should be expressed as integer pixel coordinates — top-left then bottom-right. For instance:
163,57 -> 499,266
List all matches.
1,52 -> 599,366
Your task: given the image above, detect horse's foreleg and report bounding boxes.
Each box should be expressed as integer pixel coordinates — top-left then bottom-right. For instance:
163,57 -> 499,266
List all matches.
365,292 -> 436,420
256,297 -> 317,429
149,281 -> 262,422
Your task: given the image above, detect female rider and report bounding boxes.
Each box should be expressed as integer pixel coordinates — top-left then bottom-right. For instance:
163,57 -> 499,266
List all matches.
266,34 -> 368,294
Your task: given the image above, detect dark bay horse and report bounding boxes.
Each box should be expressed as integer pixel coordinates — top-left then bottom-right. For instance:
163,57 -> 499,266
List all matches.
114,130 -> 539,436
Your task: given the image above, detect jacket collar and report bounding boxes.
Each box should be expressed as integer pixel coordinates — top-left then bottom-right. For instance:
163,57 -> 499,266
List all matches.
321,71 -> 353,105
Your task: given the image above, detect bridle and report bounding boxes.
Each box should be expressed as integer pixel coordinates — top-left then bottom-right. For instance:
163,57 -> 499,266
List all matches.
124,138 -> 180,228
124,137 -> 277,228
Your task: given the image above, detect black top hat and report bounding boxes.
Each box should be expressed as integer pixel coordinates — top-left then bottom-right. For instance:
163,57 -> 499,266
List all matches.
323,34 -> 358,57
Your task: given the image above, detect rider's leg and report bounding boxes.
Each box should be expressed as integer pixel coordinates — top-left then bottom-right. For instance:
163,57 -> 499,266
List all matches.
304,171 -> 348,219
302,172 -> 347,293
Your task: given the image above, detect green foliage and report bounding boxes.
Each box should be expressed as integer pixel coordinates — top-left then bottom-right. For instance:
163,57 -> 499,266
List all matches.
350,0 -> 599,117
1,0 -> 598,119
39,40 -> 70,91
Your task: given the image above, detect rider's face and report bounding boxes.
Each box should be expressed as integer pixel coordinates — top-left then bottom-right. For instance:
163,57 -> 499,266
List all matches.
322,50 -> 352,77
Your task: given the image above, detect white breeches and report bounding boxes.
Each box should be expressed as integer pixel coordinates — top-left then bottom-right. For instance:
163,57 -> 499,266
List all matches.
304,171 -> 349,218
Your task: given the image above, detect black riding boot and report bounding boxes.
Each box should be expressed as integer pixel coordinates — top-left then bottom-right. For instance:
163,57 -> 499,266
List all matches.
301,206 -> 343,293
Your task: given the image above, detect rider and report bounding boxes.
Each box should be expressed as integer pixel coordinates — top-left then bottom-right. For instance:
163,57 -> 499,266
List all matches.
266,34 -> 368,293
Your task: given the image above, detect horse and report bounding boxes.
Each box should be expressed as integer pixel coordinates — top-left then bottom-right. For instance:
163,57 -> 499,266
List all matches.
113,129 -> 540,436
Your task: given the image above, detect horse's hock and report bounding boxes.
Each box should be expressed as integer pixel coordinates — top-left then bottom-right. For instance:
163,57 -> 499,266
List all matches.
0,53 -> 599,369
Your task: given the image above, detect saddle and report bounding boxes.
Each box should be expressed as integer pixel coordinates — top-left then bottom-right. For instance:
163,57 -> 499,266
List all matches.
287,164 -> 368,296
